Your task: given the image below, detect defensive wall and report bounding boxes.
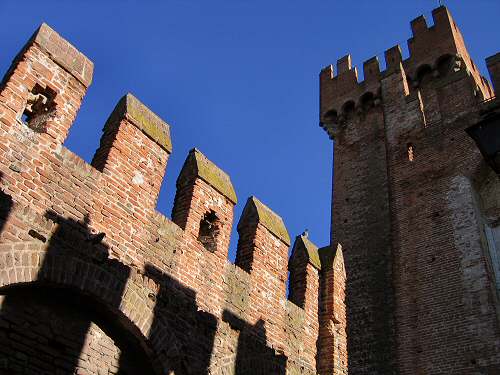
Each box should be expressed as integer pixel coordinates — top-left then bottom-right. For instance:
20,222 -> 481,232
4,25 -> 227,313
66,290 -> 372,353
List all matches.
0,23 -> 347,374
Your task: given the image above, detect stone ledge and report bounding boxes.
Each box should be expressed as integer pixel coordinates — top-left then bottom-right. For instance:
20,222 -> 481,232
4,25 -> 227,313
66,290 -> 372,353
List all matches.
177,148 -> 237,203
318,243 -> 344,271
108,93 -> 172,153
31,23 -> 94,87
289,234 -> 321,270
238,196 -> 290,245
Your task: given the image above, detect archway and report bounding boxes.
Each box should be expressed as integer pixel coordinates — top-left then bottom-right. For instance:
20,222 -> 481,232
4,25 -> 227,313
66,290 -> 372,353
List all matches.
0,283 -> 156,375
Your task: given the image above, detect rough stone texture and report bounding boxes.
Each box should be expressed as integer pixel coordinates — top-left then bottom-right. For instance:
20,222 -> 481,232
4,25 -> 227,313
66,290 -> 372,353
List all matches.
332,104 -> 396,375
319,6 -> 493,130
0,21 -> 330,375
320,5 -> 500,375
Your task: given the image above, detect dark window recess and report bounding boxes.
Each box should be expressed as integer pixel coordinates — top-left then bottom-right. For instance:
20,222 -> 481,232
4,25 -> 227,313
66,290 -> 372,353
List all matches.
323,109 -> 338,124
416,65 -> 433,86
437,55 -> 454,77
22,84 -> 56,133
342,100 -> 356,120
360,92 -> 375,111
198,210 -> 220,252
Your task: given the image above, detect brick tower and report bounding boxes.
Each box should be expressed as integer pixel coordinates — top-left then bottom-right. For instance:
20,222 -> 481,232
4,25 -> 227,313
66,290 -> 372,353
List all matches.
320,6 -> 500,375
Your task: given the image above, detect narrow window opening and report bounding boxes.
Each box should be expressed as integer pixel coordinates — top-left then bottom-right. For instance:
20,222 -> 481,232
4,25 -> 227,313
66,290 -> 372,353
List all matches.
198,210 -> 220,252
22,84 -> 56,133
407,143 -> 415,161
360,92 -> 375,111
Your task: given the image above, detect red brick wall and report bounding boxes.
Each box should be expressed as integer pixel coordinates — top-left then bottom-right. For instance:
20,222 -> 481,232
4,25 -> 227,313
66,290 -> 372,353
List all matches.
0,287 -> 153,375
288,235 -> 321,368
320,5 -> 500,375
0,23 -> 322,375
382,61 -> 500,375
486,52 -> 500,93
330,104 -> 396,374
317,244 -> 347,375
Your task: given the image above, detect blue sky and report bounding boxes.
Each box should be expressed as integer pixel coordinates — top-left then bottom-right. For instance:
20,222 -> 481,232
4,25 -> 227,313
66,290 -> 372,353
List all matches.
2,1 -> 499,261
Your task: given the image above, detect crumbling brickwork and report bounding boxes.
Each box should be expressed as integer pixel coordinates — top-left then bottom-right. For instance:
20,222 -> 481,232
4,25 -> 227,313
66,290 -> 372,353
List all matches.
320,5 -> 500,375
0,23 -> 346,375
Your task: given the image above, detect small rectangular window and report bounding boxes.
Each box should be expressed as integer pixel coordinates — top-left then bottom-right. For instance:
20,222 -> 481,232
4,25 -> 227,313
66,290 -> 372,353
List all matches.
198,210 -> 220,252
407,143 -> 415,162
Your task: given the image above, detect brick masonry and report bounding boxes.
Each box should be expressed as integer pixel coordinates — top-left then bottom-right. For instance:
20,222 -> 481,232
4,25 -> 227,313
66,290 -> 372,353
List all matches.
320,5 -> 500,375
0,22 -> 347,375
3,5 -> 497,375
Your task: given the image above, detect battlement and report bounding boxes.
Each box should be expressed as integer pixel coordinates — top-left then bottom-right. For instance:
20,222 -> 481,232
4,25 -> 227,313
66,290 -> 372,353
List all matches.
100,93 -> 172,153
0,23 -> 340,373
320,6 -> 494,136
27,23 -> 93,87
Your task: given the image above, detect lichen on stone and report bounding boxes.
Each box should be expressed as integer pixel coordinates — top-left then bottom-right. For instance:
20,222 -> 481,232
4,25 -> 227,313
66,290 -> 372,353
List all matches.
177,148 -> 237,204
110,93 -> 172,153
238,196 -> 290,245
290,235 -> 321,270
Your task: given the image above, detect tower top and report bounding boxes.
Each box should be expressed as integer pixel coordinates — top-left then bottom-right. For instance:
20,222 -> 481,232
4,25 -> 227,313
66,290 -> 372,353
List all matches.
319,6 -> 493,129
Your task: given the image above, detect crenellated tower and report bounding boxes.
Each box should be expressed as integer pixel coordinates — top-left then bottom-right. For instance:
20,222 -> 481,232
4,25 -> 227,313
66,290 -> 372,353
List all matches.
320,5 -> 500,375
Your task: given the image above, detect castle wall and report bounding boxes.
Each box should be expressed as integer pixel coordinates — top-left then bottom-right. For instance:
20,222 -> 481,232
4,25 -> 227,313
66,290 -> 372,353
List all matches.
0,23 -> 337,374
382,60 -> 500,374
320,6 -> 500,375
328,106 -> 396,374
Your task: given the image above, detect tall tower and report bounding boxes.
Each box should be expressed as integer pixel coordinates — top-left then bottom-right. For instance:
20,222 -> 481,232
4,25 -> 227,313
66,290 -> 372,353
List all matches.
320,6 -> 500,374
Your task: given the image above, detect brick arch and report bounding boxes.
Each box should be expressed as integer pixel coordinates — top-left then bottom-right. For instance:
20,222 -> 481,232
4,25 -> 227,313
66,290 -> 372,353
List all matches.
0,243 -> 178,374
322,108 -> 338,124
341,100 -> 356,116
358,91 -> 376,111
